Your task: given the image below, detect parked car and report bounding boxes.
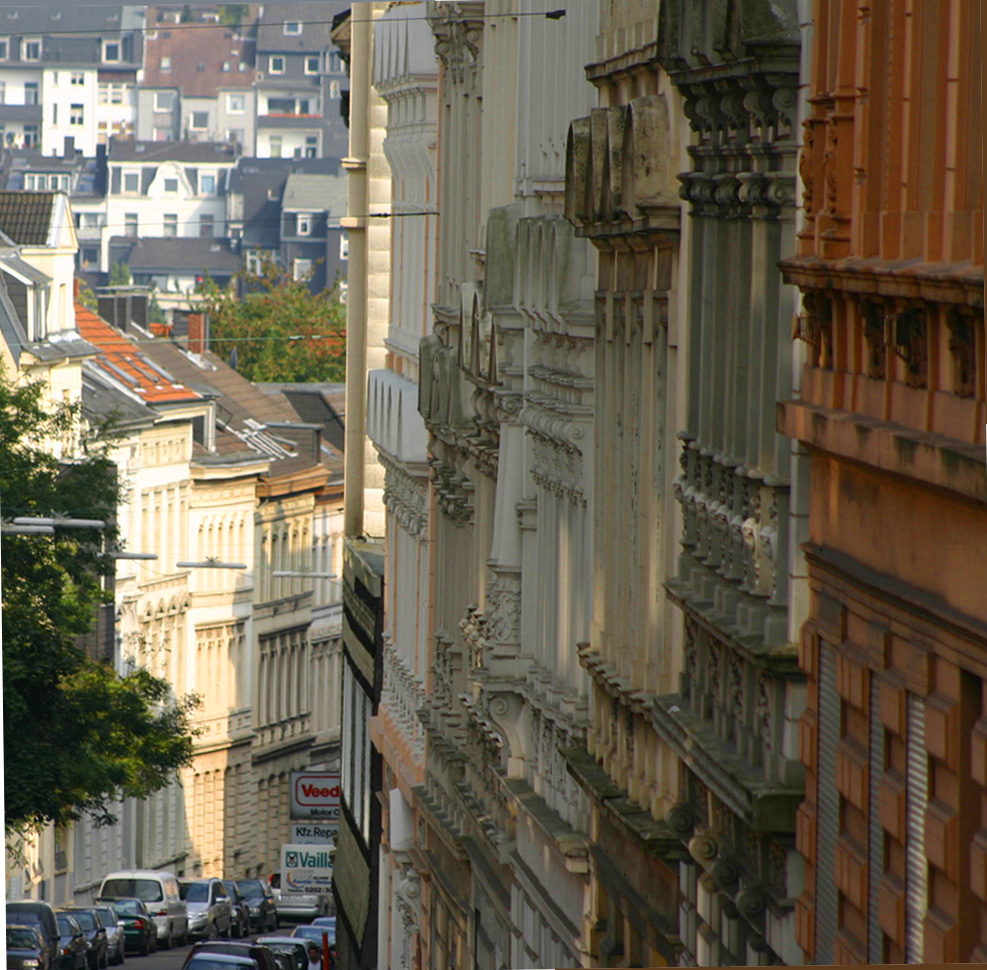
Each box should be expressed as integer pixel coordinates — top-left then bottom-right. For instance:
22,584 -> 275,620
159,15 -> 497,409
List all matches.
181,942 -> 280,970
183,954 -> 258,970
308,918 -> 335,935
56,911 -> 107,970
7,923 -> 48,970
233,881 -> 278,932
90,907 -> 125,967
286,927 -> 329,947
253,937 -> 309,970
55,915 -> 88,970
6,901 -> 61,970
266,876 -> 329,923
179,880 -> 233,941
220,883 -> 251,940
97,870 -> 187,948
93,899 -> 155,957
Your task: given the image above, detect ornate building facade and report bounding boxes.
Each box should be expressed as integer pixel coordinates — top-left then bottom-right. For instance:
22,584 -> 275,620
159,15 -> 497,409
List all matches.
779,0 -> 985,963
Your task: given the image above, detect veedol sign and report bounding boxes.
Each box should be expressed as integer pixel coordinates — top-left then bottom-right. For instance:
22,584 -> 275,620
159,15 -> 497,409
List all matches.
289,771 -> 341,821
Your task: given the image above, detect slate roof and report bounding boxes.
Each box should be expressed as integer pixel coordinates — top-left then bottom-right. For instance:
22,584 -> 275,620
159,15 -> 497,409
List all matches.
143,23 -> 257,97
256,2 -> 348,52
137,336 -> 325,477
228,156 -> 338,249
0,192 -> 56,246
282,173 -> 347,217
108,139 -> 240,164
110,237 -> 240,275
75,303 -> 204,407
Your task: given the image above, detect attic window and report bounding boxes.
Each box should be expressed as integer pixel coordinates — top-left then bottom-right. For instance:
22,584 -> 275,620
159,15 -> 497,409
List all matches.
161,55 -> 172,72
283,21 -> 302,35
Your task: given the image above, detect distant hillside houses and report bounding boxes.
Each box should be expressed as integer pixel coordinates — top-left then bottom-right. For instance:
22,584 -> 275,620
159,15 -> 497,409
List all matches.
0,4 -> 350,312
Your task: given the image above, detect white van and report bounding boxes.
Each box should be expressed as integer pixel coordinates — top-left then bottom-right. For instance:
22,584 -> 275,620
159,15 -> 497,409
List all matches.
96,870 -> 188,948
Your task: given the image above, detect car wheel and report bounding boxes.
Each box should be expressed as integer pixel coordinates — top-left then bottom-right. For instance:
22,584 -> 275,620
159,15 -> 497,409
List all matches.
139,938 -> 149,958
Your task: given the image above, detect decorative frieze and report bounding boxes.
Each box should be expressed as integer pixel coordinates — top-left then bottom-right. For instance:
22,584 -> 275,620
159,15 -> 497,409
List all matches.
380,455 -> 429,538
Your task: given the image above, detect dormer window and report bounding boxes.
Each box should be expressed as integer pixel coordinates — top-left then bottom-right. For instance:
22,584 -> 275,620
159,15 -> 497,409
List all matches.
269,56 -> 285,75
305,56 -> 319,75
0,38 -> 10,61
297,214 -> 312,236
283,21 -> 302,35
103,41 -> 121,63
22,38 -> 41,61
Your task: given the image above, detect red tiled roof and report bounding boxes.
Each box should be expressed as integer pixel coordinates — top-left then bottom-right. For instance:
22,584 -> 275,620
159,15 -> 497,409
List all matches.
143,23 -> 256,97
75,303 -> 203,405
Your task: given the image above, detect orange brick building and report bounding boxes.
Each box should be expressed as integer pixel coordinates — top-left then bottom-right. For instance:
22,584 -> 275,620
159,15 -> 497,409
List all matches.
778,0 -> 984,963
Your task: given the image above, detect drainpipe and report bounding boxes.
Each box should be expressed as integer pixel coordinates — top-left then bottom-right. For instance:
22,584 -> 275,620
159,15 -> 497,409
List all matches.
342,4 -> 372,538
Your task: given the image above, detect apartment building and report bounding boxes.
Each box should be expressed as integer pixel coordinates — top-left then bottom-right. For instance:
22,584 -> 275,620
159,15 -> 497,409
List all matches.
138,15 -> 257,149
0,7 -> 142,155
779,0 -> 985,962
254,2 -> 349,161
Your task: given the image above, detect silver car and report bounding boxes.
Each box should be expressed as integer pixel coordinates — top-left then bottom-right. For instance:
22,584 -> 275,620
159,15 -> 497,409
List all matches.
178,880 -> 233,941
267,876 -> 330,923
91,908 -> 125,966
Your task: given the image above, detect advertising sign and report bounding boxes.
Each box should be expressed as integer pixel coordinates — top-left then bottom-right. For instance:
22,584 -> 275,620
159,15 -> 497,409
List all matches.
280,843 -> 333,896
289,771 -> 341,821
290,822 -> 337,844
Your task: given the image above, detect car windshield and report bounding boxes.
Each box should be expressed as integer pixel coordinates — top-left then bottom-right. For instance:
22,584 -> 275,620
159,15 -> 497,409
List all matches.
94,910 -> 117,927
106,900 -> 143,917
7,928 -> 41,949
236,881 -> 265,899
101,879 -> 163,903
181,883 -> 210,902
71,913 -> 97,930
57,917 -> 78,935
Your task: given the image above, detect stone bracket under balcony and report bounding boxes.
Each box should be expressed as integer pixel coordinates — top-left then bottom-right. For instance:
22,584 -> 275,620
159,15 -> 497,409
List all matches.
650,696 -> 803,834
560,744 -> 689,865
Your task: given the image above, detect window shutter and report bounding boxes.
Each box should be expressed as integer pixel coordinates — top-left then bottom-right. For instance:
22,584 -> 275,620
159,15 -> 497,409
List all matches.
815,641 -> 839,963
868,676 -> 885,962
905,694 -> 928,963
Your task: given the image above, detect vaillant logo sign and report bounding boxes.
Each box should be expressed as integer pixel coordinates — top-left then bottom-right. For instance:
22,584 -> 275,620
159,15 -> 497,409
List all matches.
289,771 -> 341,820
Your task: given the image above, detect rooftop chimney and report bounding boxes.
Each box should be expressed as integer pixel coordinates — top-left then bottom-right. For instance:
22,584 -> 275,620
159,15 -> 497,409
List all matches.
188,313 -> 207,355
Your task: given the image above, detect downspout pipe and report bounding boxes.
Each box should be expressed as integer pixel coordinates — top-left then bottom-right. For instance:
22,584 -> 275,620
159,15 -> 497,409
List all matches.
342,3 -> 372,538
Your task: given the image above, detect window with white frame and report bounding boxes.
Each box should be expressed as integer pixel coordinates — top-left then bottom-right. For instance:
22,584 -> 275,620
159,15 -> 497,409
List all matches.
296,213 -> 311,236
199,214 -> 215,238
227,92 -> 245,114
70,104 -> 84,126
283,21 -> 302,34
163,213 -> 177,237
269,135 -> 283,158
154,90 -> 175,112
24,82 -> 38,106
22,38 -> 41,60
339,234 -> 348,260
124,213 -> 138,236
160,55 -> 171,72
268,56 -> 285,74
102,41 -> 121,63
293,258 -> 312,281
304,135 -> 318,159
70,72 -> 84,86
123,171 -> 139,192
305,56 -> 319,75
23,125 -> 38,148
189,111 -> 209,131
163,177 -> 178,193
200,173 -> 216,195
329,80 -> 340,99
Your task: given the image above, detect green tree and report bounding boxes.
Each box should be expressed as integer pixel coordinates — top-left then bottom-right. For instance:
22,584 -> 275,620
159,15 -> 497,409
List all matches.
1,369 -> 199,836
148,292 -> 167,326
219,4 -> 249,27
109,262 -> 131,287
200,252 -> 347,383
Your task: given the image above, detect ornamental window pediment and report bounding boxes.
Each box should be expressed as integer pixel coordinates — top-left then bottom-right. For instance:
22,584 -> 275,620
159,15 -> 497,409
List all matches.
564,95 -> 680,237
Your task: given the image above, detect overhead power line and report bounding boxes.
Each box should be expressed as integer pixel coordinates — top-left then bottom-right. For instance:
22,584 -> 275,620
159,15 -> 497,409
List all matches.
0,6 -> 568,40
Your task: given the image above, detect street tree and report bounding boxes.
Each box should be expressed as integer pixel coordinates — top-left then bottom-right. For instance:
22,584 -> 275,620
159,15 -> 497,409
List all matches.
1,368 -> 199,836
199,253 -> 346,383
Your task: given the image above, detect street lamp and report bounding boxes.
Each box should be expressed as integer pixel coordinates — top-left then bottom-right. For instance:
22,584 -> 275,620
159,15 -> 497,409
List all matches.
271,571 -> 338,579
12,516 -> 106,529
176,556 -> 248,570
